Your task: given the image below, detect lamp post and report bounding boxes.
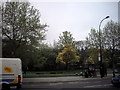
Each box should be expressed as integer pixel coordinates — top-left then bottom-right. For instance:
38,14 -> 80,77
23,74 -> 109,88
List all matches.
99,16 -> 109,78
99,16 -> 109,63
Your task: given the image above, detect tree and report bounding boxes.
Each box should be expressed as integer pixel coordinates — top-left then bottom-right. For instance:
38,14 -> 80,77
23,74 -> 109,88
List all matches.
1,2 -> 48,71
37,44 -> 58,70
86,20 -> 120,70
56,44 -> 80,70
86,29 -> 105,66
86,48 -> 99,64
57,31 -> 75,50
103,20 -> 120,76
103,20 -> 119,50
86,28 -> 97,48
2,2 -> 47,57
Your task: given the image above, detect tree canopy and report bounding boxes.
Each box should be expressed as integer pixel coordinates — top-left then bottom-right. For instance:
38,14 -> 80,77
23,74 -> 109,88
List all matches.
86,20 -> 120,67
56,44 -> 80,70
2,2 -> 47,57
57,31 -> 75,49
1,2 -> 48,71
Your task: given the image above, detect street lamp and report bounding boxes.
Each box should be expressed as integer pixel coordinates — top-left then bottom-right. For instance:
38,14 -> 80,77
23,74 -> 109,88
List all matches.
99,16 -> 109,78
98,16 -> 110,64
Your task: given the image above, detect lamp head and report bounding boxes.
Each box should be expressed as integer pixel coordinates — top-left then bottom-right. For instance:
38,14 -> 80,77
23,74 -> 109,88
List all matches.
105,16 -> 110,19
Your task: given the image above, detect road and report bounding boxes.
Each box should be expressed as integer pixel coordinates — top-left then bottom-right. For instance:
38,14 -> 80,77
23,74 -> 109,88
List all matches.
22,77 -> 113,88
9,76 -> 120,90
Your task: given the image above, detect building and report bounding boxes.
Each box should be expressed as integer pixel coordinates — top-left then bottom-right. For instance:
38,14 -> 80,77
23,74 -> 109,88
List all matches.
74,40 -> 87,50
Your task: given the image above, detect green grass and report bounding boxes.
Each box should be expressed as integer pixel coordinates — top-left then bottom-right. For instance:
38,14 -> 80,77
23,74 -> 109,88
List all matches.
23,68 -> 112,78
25,69 -> 84,74
23,69 -> 84,78
23,74 -> 77,78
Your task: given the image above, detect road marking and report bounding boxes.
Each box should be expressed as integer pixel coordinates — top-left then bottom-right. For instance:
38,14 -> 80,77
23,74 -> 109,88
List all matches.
67,82 -> 81,84
84,84 -> 112,88
23,85 -> 41,87
49,82 -> 63,86
10,86 -> 17,89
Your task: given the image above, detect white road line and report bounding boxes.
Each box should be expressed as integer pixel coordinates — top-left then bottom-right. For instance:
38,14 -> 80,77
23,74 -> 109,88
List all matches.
23,85 -> 41,87
84,84 -> 112,88
49,82 -> 63,86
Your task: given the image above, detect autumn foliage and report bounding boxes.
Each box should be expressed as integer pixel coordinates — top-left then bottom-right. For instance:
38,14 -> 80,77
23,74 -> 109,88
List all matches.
56,44 -> 80,69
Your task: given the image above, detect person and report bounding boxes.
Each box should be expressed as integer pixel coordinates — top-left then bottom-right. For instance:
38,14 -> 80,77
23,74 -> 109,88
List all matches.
104,67 -> 107,77
100,64 -> 104,78
92,68 -> 96,77
112,70 -> 115,77
84,69 -> 88,78
94,68 -> 97,77
88,67 -> 92,77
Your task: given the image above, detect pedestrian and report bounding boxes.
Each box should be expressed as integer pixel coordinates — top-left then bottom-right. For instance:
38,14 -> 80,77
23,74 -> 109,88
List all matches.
92,68 -> 96,77
88,67 -> 92,77
100,65 -> 104,78
84,69 -> 88,78
104,67 -> 107,77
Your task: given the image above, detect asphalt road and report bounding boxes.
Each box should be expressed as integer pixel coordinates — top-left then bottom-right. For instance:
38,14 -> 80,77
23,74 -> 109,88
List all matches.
9,76 -> 120,90
22,78 -> 112,88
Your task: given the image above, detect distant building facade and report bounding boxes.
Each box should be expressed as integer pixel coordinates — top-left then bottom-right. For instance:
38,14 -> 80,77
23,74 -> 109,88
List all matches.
74,40 -> 87,50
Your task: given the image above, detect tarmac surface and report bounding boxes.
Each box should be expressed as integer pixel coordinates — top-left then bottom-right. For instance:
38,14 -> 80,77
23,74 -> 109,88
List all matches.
23,74 -> 113,83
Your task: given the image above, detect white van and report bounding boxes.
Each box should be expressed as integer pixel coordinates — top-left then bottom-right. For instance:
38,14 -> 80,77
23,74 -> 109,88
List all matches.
0,58 -> 22,89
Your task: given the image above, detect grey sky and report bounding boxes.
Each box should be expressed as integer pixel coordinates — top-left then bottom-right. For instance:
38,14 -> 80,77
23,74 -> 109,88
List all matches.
30,2 -> 118,45
2,0 -> 118,45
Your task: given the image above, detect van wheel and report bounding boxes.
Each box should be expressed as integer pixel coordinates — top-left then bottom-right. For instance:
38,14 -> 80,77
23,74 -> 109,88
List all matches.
2,84 -> 10,90
17,84 -> 22,89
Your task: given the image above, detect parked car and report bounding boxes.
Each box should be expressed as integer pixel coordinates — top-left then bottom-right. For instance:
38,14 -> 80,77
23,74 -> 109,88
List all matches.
111,75 -> 120,87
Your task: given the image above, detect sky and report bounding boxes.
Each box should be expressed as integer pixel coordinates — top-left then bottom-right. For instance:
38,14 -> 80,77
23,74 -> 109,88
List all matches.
29,1 -> 118,45
1,0 -> 118,45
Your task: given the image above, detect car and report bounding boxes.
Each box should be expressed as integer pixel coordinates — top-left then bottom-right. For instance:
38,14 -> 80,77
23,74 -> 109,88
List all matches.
111,75 -> 120,87
114,69 -> 118,73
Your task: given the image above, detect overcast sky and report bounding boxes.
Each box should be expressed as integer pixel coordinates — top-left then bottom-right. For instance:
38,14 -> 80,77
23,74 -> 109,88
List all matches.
29,2 -> 118,45
2,0 -> 118,45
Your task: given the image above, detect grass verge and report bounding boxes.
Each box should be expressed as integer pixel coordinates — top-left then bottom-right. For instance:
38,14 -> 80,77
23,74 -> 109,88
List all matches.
23,74 -> 77,78
23,70 -> 83,78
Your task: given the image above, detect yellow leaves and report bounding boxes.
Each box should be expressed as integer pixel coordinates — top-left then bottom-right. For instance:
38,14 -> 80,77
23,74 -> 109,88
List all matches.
87,56 -> 94,64
56,44 -> 80,65
86,48 -> 99,64
75,56 -> 80,60
56,55 -> 62,63
65,43 -> 71,48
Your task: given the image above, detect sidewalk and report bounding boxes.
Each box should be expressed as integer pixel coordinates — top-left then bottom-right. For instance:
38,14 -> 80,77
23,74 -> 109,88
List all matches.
23,74 -> 113,83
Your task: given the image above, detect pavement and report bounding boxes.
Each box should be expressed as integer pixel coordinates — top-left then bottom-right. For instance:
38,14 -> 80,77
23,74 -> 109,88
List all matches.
23,74 -> 113,83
